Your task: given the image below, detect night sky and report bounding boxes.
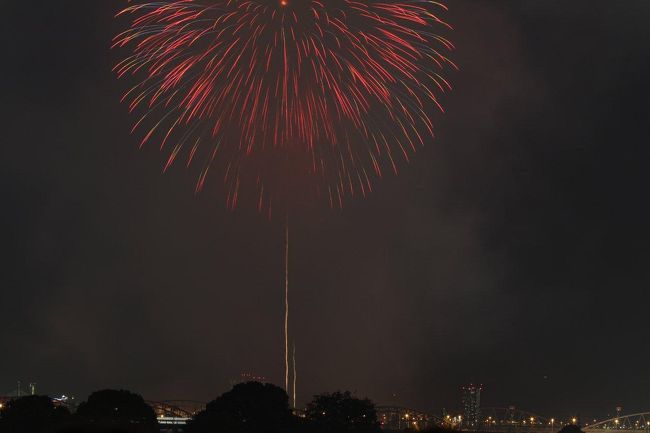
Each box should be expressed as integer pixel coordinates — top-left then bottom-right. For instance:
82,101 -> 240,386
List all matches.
2,0 -> 650,421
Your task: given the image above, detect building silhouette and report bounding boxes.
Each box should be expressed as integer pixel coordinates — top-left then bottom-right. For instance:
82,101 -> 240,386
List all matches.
461,384 -> 482,427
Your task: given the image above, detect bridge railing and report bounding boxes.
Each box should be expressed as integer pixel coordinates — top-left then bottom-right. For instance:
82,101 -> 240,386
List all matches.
147,400 -> 206,419
584,413 -> 650,433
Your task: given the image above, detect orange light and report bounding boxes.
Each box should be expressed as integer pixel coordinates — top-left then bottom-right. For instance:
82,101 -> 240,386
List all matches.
280,0 -> 288,5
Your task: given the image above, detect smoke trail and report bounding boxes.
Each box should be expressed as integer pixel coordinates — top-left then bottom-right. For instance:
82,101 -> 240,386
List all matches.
292,342 -> 297,408
284,218 -> 290,394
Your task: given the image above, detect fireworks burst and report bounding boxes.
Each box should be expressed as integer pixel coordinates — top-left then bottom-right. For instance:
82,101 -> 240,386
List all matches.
113,0 -> 455,214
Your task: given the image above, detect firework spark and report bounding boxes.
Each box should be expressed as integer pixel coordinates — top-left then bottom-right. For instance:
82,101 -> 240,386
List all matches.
113,0 -> 455,212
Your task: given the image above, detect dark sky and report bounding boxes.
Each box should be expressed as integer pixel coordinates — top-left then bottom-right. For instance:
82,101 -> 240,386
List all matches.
2,0 -> 650,421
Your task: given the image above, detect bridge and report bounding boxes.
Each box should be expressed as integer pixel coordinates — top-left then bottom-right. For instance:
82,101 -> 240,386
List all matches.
147,400 -> 205,418
583,413 -> 650,433
146,400 -> 206,432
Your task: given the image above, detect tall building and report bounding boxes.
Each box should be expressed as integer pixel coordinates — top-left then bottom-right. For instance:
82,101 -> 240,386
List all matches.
461,384 -> 482,428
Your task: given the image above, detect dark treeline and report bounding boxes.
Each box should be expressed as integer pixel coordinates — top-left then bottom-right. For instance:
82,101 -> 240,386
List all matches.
0,383 -> 588,433
0,382 -> 380,433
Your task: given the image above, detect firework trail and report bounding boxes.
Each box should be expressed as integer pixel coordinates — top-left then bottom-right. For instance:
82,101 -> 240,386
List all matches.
292,341 -> 297,408
284,217 -> 290,394
113,0 -> 456,213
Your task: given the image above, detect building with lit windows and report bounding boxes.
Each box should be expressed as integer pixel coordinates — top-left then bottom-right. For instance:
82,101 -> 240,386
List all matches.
461,384 -> 482,428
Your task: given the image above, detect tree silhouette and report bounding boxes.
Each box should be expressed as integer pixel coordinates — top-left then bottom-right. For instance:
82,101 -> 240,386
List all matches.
0,395 -> 70,433
558,425 -> 585,433
423,427 -> 461,433
73,389 -> 158,433
186,382 -> 295,433
305,391 -> 380,433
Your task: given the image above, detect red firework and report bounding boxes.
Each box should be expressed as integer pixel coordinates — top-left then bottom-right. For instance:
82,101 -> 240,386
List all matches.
113,0 -> 455,214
